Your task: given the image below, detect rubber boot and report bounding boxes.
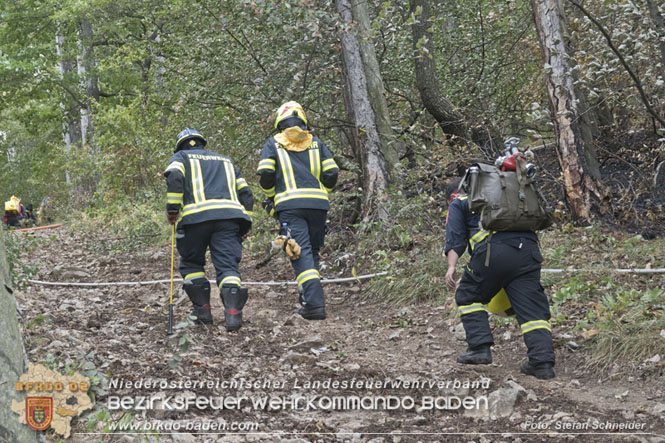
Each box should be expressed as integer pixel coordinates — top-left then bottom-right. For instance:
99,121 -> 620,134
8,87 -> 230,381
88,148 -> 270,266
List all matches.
520,361 -> 555,379
184,279 -> 212,325
457,346 -> 492,365
220,286 -> 248,332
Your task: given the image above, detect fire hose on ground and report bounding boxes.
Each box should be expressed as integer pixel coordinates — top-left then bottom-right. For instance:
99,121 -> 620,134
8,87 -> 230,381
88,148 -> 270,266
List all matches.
26,267 -> 665,288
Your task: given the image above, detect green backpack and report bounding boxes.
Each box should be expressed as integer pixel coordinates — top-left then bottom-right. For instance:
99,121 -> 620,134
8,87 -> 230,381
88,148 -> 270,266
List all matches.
460,160 -> 553,232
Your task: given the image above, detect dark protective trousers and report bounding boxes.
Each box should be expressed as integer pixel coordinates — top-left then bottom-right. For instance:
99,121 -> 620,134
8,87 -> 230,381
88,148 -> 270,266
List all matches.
454,236 -> 555,365
5,214 -> 21,228
278,209 -> 327,308
176,219 -> 243,288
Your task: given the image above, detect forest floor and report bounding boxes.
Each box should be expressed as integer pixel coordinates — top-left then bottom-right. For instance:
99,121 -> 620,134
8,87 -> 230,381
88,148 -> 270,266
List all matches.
12,224 -> 665,443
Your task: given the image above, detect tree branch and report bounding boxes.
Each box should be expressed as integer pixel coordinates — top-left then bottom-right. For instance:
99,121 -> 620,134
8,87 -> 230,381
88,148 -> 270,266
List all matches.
568,0 -> 665,128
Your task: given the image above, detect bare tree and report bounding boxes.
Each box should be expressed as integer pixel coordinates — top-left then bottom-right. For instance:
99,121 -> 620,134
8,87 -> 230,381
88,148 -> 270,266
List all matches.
531,0 -> 602,221
337,0 -> 390,221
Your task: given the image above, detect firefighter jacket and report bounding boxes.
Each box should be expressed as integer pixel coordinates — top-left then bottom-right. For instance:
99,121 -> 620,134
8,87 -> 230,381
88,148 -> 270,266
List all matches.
444,196 -> 537,258
164,146 -> 254,230
257,134 -> 339,212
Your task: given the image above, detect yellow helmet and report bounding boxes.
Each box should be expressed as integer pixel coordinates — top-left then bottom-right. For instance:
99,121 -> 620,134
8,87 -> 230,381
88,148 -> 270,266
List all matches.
274,101 -> 307,130
486,288 -> 515,317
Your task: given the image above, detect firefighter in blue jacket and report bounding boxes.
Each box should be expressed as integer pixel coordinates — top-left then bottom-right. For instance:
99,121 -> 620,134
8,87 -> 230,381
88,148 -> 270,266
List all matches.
444,178 -> 555,379
165,129 -> 254,331
257,101 -> 339,320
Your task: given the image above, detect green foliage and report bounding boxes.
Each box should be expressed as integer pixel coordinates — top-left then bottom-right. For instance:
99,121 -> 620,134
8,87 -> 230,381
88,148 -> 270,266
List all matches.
243,191 -> 283,258
168,315 -> 195,370
26,314 -> 52,329
347,182 -> 448,304
68,196 -> 166,253
366,251 -> 447,304
621,235 -> 665,267
38,350 -> 109,429
543,265 -> 665,368
567,0 -> 665,131
584,224 -> 617,248
3,231 -> 43,290
577,285 -> 665,369
1,0 -> 664,215
549,275 -> 609,326
551,276 -> 603,305
93,99 -> 172,199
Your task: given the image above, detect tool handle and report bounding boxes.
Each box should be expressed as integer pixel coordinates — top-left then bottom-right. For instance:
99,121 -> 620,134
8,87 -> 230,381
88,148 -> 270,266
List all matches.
168,304 -> 174,335
169,224 -> 175,304
168,223 -> 175,336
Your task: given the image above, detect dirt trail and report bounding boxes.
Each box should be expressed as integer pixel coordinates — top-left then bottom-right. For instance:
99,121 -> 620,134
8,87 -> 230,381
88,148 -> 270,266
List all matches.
13,226 -> 665,442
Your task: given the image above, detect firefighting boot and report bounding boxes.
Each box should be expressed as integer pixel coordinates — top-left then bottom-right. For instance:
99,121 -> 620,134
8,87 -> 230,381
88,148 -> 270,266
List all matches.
457,346 -> 492,365
520,361 -> 555,379
294,284 -> 326,320
184,279 -> 213,325
220,286 -> 248,332
295,305 -> 326,320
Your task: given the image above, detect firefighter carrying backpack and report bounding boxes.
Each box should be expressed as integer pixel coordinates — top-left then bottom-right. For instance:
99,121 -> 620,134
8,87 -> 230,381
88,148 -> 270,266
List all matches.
460,158 -> 553,232
4,196 -> 20,215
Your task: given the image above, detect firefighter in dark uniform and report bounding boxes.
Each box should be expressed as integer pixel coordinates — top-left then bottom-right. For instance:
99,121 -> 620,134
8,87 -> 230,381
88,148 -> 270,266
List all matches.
444,178 -> 555,379
165,128 -> 254,332
257,101 -> 339,320
24,204 -> 36,226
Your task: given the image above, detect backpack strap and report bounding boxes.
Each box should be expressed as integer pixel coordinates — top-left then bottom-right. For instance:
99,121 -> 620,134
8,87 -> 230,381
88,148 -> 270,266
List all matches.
484,232 -> 494,267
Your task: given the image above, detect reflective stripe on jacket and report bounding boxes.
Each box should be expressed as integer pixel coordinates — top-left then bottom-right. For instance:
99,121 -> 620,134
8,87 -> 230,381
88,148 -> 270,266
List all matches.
257,136 -> 338,212
164,147 -> 253,227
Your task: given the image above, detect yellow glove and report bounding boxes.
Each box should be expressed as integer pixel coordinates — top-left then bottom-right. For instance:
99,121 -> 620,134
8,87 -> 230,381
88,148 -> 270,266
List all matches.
286,238 -> 301,260
273,235 -> 301,260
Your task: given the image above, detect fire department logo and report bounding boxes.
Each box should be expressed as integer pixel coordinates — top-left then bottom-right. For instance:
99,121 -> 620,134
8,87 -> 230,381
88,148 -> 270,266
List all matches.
13,363 -> 93,438
26,397 -> 53,431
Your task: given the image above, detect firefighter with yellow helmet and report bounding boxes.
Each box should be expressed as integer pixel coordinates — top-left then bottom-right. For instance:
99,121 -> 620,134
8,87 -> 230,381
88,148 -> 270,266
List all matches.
257,101 -> 339,320
165,128 -> 254,331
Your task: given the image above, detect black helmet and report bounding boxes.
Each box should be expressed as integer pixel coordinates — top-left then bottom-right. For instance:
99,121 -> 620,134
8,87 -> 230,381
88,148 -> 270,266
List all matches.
175,128 -> 206,152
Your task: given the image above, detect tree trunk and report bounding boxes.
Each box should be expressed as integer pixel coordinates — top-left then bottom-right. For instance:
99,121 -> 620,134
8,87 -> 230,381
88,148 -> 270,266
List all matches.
557,4 -> 601,179
409,0 -> 467,141
337,0 -> 390,222
350,0 -> 400,170
55,29 -> 79,187
531,0 -> 601,221
77,17 -> 99,152
646,0 -> 665,75
409,0 -> 503,156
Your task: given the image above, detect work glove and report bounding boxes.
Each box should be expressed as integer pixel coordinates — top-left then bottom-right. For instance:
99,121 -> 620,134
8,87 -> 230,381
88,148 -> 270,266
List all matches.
272,235 -> 301,260
262,198 -> 275,217
166,210 -> 179,225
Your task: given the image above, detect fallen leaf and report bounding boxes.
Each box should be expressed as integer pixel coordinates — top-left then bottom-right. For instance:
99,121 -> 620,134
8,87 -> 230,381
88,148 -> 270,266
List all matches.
581,329 -> 599,339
